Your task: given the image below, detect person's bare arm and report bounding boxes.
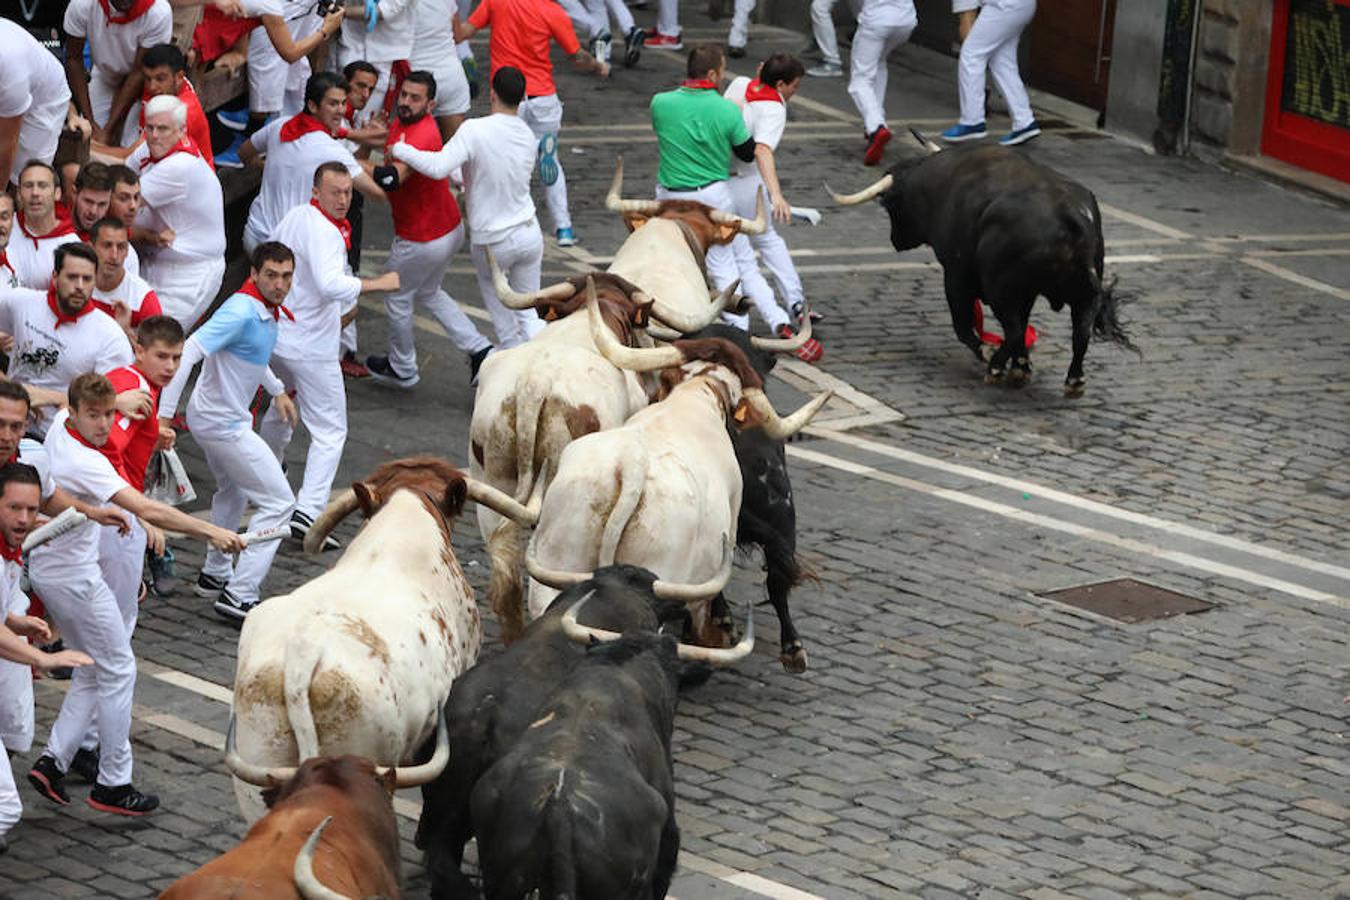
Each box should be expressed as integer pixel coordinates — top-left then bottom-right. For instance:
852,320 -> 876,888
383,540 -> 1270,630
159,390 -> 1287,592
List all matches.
957,9 -> 977,42
571,48 -> 609,79
41,486 -> 131,533
754,143 -> 791,224
102,49 -> 153,141
261,10 -> 343,64
452,13 -> 477,43
64,36 -> 96,126
112,487 -> 246,552
0,114 -> 22,189
354,170 -> 388,203
239,136 -> 263,167
0,621 -> 93,671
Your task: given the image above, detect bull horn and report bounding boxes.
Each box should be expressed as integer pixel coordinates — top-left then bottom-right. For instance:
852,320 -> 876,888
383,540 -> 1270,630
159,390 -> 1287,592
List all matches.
224,713 -> 296,787
606,155 -> 663,215
750,305 -> 814,352
375,709 -> 450,788
304,488 -> 360,555
646,322 -> 681,342
712,279 -> 744,315
647,281 -> 732,333
708,188 -> 767,235
465,477 -> 540,527
826,174 -> 894,206
676,599 -> 755,666
908,126 -> 942,154
651,535 -> 734,602
589,278 -> 685,371
742,388 -> 833,440
293,817 -> 354,900
488,248 -> 578,310
525,537 -> 593,590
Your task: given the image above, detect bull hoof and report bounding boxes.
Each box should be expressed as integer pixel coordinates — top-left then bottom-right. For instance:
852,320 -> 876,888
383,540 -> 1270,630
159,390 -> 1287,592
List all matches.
1064,379 -> 1086,398
984,369 -> 1006,385
1007,367 -> 1030,387
780,645 -> 808,674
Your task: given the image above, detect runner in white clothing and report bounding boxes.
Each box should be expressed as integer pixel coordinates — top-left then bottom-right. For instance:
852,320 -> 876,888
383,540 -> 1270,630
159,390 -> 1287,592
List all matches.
127,95 -> 225,328
0,20 -> 78,189
72,163 -> 140,278
847,0 -> 918,167
8,161 -> 80,291
941,0 -> 1040,146
62,0 -> 174,146
240,71 -> 386,254
336,0 -> 416,118
410,0 -> 476,139
260,163 -> 398,544
87,218 -> 164,343
391,66 -> 545,350
0,463 -> 94,854
26,375 -> 243,817
240,0 -> 344,122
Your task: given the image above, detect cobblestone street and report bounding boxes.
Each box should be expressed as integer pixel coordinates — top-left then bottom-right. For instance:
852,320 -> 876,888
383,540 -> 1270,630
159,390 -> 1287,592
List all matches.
3,3 -> 1348,898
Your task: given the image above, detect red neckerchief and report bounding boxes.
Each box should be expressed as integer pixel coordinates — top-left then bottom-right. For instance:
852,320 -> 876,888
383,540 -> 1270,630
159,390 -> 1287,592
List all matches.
681,79 -> 718,90
47,285 -> 97,328
0,249 -> 11,276
98,0 -> 155,24
237,278 -> 295,321
64,419 -> 104,451
381,60 -> 412,119
279,112 -> 336,143
344,100 -> 355,121
141,135 -> 202,169
310,200 -> 352,250
16,208 -> 78,249
0,540 -> 19,563
744,79 -> 784,104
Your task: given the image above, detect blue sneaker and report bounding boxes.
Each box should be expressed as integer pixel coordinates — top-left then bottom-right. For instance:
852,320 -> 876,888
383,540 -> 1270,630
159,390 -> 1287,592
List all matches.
999,121 -> 1042,146
556,227 -> 577,247
941,122 -> 987,142
216,107 -> 249,131
537,133 -> 559,186
215,133 -> 246,169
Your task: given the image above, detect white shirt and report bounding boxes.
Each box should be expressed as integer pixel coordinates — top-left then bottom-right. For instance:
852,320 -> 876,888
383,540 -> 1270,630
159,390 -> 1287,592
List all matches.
6,217 -> 81,291
860,0 -> 918,27
0,20 -> 70,120
0,287 -> 135,436
724,76 -> 788,180
31,409 -> 130,568
244,119 -> 362,245
63,0 -> 174,83
128,143 -> 226,264
269,203 -> 361,360
92,269 -> 157,314
411,0 -> 457,66
16,438 -> 56,502
340,0 -> 414,64
391,113 -> 536,246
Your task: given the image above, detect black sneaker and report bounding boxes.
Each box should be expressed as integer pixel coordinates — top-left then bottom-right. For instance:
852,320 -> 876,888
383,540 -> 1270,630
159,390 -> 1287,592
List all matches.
194,572 -> 229,598
727,43 -> 746,59
290,510 -> 340,551
87,783 -> 159,816
69,747 -> 100,784
213,588 -> 258,623
365,354 -> 419,389
623,27 -> 645,68
27,755 -> 69,805
469,346 -> 494,387
37,639 -> 73,680
791,302 -> 824,325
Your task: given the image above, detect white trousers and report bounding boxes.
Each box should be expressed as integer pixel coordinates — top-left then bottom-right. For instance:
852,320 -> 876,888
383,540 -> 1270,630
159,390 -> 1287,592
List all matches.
31,565 -> 135,786
10,92 -> 69,187
194,425 -> 295,604
518,94 -> 571,232
728,0 -> 756,48
588,0 -> 635,35
657,0 -> 679,35
143,256 -> 225,330
847,21 -> 916,134
959,0 -> 1036,130
82,519 -> 148,754
248,22 -> 287,114
728,174 -> 800,329
0,739 -> 18,837
384,228 -> 490,377
655,181 -> 768,330
811,0 -> 842,66
259,355 -> 347,520
89,72 -> 142,147
470,221 -> 545,349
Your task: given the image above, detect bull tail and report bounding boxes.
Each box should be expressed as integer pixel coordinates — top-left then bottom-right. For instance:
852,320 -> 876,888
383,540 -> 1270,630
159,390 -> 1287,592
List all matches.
1089,272 -> 1141,356
598,450 -> 647,568
487,519 -> 527,642
282,638 -> 325,761
546,772 -> 578,900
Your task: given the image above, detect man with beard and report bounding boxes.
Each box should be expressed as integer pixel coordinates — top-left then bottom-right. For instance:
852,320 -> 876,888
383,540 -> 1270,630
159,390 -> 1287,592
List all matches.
63,0 -> 174,146
88,218 -> 163,342
0,243 -> 137,439
8,161 -> 80,291
366,71 -> 491,389
262,163 -> 397,549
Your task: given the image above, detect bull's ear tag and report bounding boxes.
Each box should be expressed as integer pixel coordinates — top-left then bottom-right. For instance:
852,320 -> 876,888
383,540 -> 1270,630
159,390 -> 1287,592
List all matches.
544,306 -> 558,321
634,306 -> 648,327
733,399 -> 751,423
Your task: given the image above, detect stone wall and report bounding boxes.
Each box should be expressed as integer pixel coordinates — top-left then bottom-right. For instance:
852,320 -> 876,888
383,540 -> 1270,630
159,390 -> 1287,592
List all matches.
1190,0 -> 1273,156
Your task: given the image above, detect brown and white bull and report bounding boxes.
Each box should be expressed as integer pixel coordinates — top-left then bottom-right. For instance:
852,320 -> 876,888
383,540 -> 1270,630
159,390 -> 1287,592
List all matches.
228,457 -> 531,822
516,282 -> 830,648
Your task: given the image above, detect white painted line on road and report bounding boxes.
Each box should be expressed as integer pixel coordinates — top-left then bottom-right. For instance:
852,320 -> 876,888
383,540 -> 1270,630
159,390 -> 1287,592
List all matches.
1098,204 -> 1193,240
1211,232 -> 1350,243
787,444 -> 1347,606
682,855 -> 826,900
143,662 -> 234,704
1239,256 -> 1350,301
1245,247 -> 1350,258
807,427 -> 1350,584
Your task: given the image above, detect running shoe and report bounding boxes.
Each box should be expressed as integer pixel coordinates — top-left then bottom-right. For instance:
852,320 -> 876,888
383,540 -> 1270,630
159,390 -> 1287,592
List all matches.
290,510 -> 341,551
623,27 -> 645,68
806,62 -> 843,78
215,107 -> 249,131
37,639 -> 72,680
591,31 -> 612,66
88,783 -> 159,816
469,346 -> 494,387
863,125 -> 892,166
214,588 -> 258,623
340,350 -> 371,378
646,32 -> 683,50
194,572 -> 229,598
941,122 -> 987,142
791,301 -> 824,325
777,324 -> 823,363
556,227 -> 577,247
69,747 -> 100,785
537,133 -> 560,186
998,121 -> 1042,146
27,756 -> 69,805
727,44 -> 746,58
365,354 -> 420,389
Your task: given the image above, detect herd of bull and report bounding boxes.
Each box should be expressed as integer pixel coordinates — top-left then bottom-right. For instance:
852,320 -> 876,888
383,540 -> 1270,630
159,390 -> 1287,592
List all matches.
159,137 -> 1136,898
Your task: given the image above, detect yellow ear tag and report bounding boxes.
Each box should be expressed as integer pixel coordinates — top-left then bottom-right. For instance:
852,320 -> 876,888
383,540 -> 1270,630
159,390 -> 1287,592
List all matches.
733,401 -> 750,423
544,306 -> 558,321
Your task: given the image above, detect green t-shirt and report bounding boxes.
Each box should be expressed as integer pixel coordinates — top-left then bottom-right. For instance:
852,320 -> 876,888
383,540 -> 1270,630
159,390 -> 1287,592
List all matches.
650,85 -> 752,190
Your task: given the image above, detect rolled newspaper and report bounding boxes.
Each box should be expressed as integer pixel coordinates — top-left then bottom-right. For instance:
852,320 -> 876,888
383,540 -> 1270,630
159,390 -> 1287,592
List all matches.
240,524 -> 291,546
21,507 -> 89,552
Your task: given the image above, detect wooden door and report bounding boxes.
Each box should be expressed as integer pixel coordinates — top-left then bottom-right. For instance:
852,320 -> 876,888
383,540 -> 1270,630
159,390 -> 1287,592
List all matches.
1022,0 -> 1117,112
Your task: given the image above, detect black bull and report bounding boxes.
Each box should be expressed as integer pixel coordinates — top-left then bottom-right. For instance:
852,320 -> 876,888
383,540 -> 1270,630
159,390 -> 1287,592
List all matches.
836,142 -> 1137,395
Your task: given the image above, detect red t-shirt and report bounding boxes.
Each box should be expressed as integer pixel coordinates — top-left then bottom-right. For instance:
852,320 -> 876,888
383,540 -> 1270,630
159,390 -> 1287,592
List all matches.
386,114 -> 461,242
103,365 -> 162,491
468,0 -> 580,98
141,79 -> 215,170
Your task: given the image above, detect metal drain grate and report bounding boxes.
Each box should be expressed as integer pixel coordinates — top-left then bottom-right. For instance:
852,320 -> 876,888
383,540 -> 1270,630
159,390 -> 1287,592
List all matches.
1039,578 -> 1215,623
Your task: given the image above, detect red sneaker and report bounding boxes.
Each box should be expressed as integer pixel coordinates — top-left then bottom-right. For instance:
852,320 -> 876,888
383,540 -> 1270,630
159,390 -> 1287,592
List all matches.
863,126 -> 892,166
776,324 -> 823,363
646,32 -> 683,50
340,351 -> 371,378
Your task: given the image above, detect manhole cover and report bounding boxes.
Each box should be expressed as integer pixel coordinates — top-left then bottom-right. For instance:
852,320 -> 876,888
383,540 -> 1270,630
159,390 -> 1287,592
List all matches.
1038,578 -> 1214,623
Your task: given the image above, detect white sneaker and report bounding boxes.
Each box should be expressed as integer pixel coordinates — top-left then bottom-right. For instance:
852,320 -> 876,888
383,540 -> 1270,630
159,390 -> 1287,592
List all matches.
807,62 -> 843,78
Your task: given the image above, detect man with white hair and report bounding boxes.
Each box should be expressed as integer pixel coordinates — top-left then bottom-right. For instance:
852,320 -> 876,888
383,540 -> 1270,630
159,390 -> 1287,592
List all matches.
0,20 -> 76,189
62,0 -> 174,146
128,94 -> 225,328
